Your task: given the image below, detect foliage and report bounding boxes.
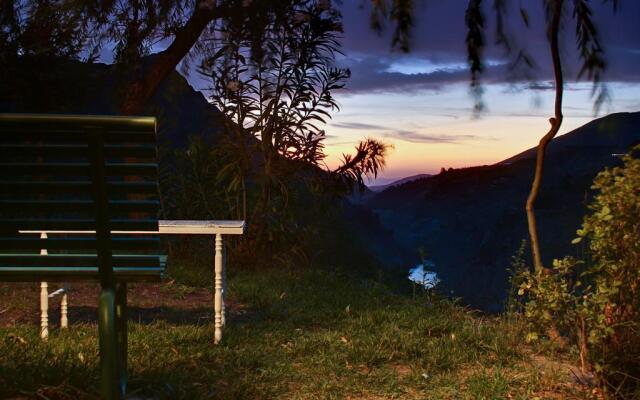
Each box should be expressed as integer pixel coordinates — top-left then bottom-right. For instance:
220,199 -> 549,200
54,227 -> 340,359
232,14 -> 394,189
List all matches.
516,145 -> 640,398
504,240 -> 528,316
0,1 -> 192,59
191,0 -> 391,261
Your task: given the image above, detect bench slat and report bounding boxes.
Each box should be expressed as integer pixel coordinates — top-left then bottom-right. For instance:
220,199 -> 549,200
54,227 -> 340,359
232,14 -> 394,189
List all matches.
0,162 -> 157,176
0,114 -> 156,132
0,144 -> 157,158
0,131 -> 157,144
0,253 -> 160,268
0,219 -> 159,231
0,181 -> 158,196
0,266 -> 164,282
0,237 -> 160,251
0,200 -> 159,213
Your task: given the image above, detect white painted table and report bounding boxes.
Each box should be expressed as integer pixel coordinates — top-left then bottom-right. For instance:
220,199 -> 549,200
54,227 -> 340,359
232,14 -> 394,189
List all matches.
158,220 -> 245,343
23,219 -> 246,344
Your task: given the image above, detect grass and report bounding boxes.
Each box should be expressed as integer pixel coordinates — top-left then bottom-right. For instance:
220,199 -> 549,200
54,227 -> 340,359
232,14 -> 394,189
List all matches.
0,261 -> 591,399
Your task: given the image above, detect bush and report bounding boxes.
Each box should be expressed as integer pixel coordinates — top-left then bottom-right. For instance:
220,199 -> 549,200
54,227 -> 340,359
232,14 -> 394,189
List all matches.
517,145 -> 640,398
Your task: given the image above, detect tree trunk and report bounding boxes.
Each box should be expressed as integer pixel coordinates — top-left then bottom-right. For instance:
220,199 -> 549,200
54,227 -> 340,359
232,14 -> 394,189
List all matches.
525,0 -> 564,273
119,2 -> 220,115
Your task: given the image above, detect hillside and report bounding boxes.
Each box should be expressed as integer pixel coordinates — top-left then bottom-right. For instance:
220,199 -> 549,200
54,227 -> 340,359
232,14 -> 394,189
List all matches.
0,56 -> 226,148
366,112 -> 640,311
369,174 -> 434,192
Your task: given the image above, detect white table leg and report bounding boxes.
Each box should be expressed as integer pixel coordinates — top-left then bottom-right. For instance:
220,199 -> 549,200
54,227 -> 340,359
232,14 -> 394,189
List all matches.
214,233 -> 223,344
40,232 -> 49,340
60,288 -> 68,329
221,243 -> 226,327
40,282 -> 49,340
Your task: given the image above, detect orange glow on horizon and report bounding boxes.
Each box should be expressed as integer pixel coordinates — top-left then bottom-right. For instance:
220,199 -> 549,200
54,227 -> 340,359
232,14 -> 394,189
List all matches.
323,115 -> 593,180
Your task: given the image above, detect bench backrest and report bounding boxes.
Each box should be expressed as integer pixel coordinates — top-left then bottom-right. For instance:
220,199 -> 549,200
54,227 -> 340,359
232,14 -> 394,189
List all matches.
0,114 -> 162,283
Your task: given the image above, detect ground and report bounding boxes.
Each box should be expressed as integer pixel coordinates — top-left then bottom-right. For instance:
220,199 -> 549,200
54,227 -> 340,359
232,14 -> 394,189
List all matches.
0,264 -> 601,399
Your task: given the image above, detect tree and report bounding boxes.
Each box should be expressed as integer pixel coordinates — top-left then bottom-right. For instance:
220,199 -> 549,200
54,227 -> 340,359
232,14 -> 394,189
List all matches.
0,1 -> 331,114
369,0 -> 616,272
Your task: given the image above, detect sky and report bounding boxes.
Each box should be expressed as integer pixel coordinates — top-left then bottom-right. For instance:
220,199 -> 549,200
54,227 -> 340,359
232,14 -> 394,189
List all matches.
164,1 -> 640,185
318,1 -> 640,184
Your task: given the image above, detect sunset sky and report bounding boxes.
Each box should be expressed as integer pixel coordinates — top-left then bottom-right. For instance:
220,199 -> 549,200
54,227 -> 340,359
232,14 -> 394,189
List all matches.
320,1 -> 640,184
166,1 -> 640,185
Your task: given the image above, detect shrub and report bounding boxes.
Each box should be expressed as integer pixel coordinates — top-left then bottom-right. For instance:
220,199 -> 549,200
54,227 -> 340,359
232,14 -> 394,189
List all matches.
517,145 -> 640,398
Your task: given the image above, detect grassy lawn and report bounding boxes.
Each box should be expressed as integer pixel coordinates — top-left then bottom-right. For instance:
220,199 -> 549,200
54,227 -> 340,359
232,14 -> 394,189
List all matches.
1,263 -> 591,399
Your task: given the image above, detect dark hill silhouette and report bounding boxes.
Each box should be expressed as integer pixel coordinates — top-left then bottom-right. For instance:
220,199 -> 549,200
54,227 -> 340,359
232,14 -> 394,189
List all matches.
367,112 -> 640,311
369,174 -> 434,192
0,56 -> 225,148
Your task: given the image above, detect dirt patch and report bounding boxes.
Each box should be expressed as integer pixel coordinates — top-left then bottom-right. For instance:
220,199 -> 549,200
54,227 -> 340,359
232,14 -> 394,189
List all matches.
529,354 -> 603,399
0,281 -> 246,327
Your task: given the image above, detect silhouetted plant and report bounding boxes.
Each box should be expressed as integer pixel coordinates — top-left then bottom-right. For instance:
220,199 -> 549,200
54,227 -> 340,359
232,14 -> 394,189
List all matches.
198,0 -> 390,257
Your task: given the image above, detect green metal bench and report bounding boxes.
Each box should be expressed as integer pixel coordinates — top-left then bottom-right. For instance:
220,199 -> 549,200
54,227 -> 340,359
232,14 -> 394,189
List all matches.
0,114 -> 165,399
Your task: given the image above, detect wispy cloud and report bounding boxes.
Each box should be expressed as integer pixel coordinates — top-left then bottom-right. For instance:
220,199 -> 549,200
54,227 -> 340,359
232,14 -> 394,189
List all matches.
331,122 -> 388,130
383,130 -> 492,144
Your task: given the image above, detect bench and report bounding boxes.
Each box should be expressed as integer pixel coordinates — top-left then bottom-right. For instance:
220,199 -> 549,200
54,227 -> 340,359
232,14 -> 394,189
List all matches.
0,114 -> 165,399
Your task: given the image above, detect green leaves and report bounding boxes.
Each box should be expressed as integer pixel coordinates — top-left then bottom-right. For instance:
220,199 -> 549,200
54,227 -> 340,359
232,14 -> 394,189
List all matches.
515,145 -> 640,395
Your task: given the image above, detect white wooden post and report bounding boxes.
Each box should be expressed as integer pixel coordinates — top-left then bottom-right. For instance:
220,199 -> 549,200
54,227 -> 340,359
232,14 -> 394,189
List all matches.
40,233 -> 48,340
60,286 -> 68,329
40,282 -> 49,340
214,233 -> 223,343
221,243 -> 227,327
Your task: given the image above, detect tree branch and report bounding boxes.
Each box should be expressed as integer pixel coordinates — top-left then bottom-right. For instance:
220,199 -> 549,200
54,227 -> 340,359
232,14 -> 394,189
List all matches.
525,0 -> 564,272
120,1 -> 223,115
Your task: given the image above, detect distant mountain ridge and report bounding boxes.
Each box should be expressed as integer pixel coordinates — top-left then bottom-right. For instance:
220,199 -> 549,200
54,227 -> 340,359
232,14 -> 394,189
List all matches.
364,112 -> 640,311
368,174 -> 433,192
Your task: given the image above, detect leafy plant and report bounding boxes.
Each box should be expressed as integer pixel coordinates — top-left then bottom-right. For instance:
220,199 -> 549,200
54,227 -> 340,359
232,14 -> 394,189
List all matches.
516,145 -> 640,398
195,0 -> 391,261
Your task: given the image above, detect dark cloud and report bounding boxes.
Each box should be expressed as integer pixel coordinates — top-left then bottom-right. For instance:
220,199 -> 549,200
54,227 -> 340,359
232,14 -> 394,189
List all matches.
341,56 -> 512,94
337,1 -> 640,94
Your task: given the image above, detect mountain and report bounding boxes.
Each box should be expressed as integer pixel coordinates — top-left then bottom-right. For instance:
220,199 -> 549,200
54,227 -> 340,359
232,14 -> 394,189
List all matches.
348,173 -> 434,204
0,56 -> 226,148
368,174 -> 433,192
365,112 -> 640,311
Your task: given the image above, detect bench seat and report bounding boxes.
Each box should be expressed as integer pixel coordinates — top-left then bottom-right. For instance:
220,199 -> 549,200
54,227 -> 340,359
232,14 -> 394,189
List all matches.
0,254 -> 166,282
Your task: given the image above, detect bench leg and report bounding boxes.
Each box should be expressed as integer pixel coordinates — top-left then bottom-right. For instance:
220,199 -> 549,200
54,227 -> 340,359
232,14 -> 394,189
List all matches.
115,283 -> 128,395
98,286 -> 127,400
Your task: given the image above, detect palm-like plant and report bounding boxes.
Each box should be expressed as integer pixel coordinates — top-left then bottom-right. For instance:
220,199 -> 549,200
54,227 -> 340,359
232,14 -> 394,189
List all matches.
200,0 -> 391,239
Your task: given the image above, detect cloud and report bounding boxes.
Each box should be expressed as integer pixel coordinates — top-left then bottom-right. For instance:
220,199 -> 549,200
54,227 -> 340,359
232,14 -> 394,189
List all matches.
337,1 -> 640,94
325,140 -> 360,147
331,122 -> 388,130
382,130 -> 492,144
340,55 -> 521,94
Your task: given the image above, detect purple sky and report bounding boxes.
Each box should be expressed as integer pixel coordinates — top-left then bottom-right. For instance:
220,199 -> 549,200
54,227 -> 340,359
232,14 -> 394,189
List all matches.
320,0 -> 640,184
161,1 -> 639,184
